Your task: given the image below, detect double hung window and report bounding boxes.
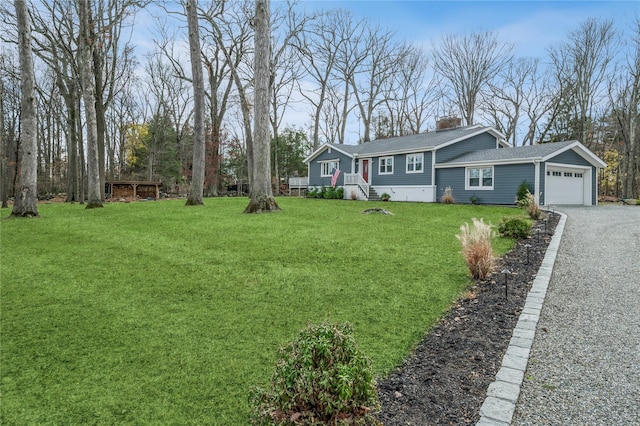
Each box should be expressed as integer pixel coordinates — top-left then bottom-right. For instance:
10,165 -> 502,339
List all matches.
406,153 -> 423,173
320,161 -> 339,177
379,157 -> 393,174
466,167 -> 493,190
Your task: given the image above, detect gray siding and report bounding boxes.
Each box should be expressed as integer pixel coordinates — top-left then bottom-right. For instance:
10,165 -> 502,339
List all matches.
435,168 -> 466,202
308,148 -> 353,187
547,149 -> 592,167
368,152 -> 433,186
436,163 -> 535,204
435,133 -> 498,163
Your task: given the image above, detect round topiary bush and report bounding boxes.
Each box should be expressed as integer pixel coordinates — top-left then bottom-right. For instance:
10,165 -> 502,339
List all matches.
249,321 -> 381,425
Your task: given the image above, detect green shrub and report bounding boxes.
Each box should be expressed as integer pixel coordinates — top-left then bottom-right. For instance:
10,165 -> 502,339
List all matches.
323,186 -> 336,199
380,192 -> 391,202
498,216 -> 532,239
516,180 -> 531,204
308,187 -> 344,199
250,321 -> 381,425
469,194 -> 479,204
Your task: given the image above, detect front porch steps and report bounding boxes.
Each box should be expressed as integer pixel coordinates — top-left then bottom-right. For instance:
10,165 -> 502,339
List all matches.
368,187 -> 381,201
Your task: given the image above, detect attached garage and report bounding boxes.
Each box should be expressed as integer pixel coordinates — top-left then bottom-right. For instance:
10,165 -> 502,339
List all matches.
545,165 -> 590,205
435,139 -> 606,206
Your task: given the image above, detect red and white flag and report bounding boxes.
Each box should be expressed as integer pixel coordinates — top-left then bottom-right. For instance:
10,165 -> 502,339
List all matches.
331,168 -> 341,187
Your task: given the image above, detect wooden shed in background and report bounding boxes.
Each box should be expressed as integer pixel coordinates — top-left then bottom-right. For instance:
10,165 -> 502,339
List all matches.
107,181 -> 162,200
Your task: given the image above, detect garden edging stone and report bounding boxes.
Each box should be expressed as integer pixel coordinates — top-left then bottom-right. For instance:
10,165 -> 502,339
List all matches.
476,212 -> 567,426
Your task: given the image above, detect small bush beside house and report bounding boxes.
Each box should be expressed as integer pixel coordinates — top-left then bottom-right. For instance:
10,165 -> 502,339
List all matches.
307,186 -> 344,199
440,186 -> 455,204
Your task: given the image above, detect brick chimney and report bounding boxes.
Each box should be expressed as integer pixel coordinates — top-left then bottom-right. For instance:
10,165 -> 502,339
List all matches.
436,116 -> 462,132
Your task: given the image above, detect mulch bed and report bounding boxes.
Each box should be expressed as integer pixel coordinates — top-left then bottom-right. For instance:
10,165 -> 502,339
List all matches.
376,213 -> 559,425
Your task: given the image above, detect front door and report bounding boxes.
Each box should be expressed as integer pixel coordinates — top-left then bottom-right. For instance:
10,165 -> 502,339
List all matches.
362,159 -> 369,183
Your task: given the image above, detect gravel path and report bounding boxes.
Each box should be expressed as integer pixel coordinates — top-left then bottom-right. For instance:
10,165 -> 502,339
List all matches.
512,206 -> 640,425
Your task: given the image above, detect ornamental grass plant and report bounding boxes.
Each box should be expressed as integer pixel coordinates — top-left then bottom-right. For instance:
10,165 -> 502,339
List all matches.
456,218 -> 495,280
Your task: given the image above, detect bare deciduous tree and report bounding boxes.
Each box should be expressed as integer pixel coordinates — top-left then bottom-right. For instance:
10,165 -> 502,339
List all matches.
79,0 -> 103,208
245,0 -> 279,213
270,2 -> 311,190
391,46 -> 440,136
547,18 -> 617,147
11,0 -> 39,217
185,0 -> 206,205
293,10 -> 342,148
199,1 -> 253,196
481,58 -> 539,145
0,51 -> 19,208
351,25 -> 403,142
608,18 -> 639,198
432,31 -> 512,126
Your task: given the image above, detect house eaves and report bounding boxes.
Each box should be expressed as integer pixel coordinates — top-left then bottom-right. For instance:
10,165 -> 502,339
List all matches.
304,125 -> 511,164
348,125 -> 506,158
436,140 -> 606,168
303,143 -> 356,164
540,140 -> 607,168
434,126 -> 509,151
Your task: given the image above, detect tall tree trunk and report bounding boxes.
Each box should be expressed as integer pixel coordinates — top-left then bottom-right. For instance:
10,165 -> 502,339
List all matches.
79,0 -> 103,209
0,76 -> 8,208
93,50 -> 106,200
244,0 -> 279,213
185,0 -> 205,206
11,0 -> 39,217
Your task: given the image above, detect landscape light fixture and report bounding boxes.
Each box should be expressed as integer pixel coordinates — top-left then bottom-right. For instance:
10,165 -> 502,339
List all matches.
502,268 -> 512,299
524,243 -> 532,265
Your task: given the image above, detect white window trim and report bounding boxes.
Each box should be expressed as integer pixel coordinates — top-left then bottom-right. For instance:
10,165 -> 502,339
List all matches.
319,160 -> 340,177
379,156 -> 394,175
406,153 -> 424,174
465,166 -> 494,190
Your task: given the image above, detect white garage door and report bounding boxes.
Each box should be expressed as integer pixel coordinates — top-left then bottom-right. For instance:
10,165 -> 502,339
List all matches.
546,167 -> 586,205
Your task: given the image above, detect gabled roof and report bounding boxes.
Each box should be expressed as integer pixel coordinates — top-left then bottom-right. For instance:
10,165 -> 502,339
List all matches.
436,140 -> 607,168
304,125 -> 507,163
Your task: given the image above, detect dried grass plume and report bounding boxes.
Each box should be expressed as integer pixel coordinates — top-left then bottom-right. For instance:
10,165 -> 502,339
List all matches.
456,218 -> 495,280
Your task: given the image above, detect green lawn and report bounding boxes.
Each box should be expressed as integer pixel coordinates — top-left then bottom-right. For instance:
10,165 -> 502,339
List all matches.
0,198 -> 517,425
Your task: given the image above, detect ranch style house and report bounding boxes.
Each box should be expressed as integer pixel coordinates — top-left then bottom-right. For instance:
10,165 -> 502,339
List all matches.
303,121 -> 606,206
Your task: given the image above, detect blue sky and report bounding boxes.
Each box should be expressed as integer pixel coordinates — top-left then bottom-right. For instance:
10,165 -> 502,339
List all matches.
291,0 -> 639,58
132,1 -> 638,143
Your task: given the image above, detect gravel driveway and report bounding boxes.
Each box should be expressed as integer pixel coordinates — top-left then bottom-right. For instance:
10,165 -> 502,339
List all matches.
512,206 -> 640,425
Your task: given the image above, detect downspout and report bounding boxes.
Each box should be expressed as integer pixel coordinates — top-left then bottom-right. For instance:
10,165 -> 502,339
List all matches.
533,159 -> 541,205
432,150 -> 437,201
